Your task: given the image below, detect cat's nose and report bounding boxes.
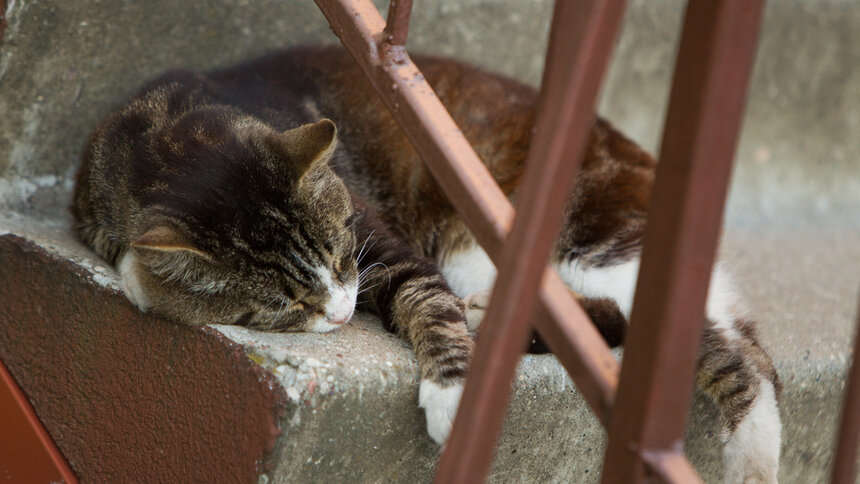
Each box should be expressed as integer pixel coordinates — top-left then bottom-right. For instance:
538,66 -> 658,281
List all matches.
324,283 -> 357,325
325,297 -> 355,325
327,306 -> 354,326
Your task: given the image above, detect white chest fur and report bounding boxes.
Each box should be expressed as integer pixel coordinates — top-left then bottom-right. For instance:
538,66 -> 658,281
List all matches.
439,244 -> 741,338
117,252 -> 151,311
439,247 -> 497,298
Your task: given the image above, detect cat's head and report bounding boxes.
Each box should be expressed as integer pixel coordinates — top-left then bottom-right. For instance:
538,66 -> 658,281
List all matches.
127,113 -> 358,332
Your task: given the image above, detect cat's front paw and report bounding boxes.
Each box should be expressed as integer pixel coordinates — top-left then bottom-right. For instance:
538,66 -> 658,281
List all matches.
463,290 -> 491,332
722,381 -> 781,484
418,379 -> 464,444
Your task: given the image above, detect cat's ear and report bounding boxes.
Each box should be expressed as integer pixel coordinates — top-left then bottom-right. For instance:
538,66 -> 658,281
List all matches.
268,119 -> 338,178
131,224 -> 211,260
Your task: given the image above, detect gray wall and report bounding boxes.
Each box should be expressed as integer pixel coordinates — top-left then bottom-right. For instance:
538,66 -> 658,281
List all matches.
1,0 -> 857,227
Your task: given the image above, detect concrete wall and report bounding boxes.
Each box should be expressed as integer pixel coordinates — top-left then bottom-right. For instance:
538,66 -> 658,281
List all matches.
1,0 -> 858,227
597,0 -> 860,228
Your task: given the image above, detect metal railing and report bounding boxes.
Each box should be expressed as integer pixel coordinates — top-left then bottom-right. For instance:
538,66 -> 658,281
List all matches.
310,0 -> 860,482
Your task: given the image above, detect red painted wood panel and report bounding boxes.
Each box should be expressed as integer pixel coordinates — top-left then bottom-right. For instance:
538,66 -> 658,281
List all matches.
0,359 -> 77,483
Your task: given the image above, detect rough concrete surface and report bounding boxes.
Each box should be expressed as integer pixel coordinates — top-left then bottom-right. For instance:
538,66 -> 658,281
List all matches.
2,215 -> 858,482
1,0 -> 859,482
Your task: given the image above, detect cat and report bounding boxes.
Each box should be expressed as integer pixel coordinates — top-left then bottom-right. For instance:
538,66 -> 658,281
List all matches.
72,45 -> 781,483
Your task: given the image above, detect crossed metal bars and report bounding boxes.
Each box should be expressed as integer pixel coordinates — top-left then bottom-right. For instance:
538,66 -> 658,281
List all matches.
311,0 -> 860,482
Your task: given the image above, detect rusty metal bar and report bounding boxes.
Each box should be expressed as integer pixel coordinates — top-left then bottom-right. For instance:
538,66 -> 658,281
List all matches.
831,296 -> 860,484
314,0 -> 511,257
435,0 -> 627,480
602,1 -> 766,482
0,0 -> 8,44
312,0 -> 619,421
642,449 -> 704,484
1,359 -> 78,483
534,270 -> 619,421
383,0 -> 412,47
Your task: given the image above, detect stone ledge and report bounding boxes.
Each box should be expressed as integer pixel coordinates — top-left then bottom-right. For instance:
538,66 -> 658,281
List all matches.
1,216 -> 858,482
0,231 -> 286,482
0,219 -> 612,482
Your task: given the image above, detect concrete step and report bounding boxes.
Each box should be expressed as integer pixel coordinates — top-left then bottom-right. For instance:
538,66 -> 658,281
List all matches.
2,214 -> 857,482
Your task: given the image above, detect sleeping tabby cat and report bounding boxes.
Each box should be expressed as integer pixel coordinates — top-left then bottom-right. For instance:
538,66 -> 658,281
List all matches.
72,46 -> 780,483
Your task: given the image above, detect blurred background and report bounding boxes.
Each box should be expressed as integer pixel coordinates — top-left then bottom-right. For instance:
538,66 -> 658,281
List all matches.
1,0 -> 857,228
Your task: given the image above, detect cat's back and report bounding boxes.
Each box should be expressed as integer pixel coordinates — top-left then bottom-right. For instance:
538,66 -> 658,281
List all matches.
75,69 -> 216,189
71,71 -> 211,261
202,46 -> 656,259
204,47 -> 538,249
71,69 -> 299,263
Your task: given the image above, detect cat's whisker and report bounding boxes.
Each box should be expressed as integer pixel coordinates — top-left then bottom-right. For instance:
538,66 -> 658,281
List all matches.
357,281 -> 384,296
269,297 -> 288,331
348,214 -> 360,229
261,294 -> 281,313
360,261 -> 387,278
358,261 -> 384,281
357,240 -> 379,266
356,230 -> 376,265
277,296 -> 290,319
357,261 -> 391,292
356,231 -> 373,262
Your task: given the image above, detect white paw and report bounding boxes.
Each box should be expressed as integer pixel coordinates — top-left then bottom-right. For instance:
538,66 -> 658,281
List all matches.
418,379 -> 464,444
464,290 -> 491,332
723,381 -> 781,484
117,252 -> 151,311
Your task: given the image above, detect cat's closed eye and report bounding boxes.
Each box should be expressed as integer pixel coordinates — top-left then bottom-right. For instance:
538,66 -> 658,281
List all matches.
234,311 -> 255,326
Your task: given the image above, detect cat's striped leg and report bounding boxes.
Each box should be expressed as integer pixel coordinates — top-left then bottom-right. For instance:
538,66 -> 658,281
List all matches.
354,226 -> 473,445
697,317 -> 781,484
694,268 -> 781,484
552,254 -> 780,482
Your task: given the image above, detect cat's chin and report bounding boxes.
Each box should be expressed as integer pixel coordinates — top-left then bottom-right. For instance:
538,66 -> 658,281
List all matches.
319,277 -> 358,331
307,308 -> 354,333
